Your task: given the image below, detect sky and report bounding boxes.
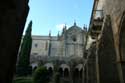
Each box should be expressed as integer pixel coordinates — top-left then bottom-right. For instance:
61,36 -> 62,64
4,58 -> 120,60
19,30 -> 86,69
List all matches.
24,0 -> 94,36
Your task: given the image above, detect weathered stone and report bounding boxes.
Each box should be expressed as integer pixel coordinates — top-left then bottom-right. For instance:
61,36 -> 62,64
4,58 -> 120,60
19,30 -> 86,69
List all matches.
97,15 -> 120,83
119,11 -> 125,81
86,0 -> 125,82
87,45 -> 97,83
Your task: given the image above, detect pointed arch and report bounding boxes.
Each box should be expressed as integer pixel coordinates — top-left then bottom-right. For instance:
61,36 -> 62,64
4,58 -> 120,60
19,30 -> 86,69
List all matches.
119,11 -> 125,62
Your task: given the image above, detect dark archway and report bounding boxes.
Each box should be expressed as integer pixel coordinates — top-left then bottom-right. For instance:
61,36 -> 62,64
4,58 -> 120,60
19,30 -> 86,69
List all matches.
73,68 -> 82,83
73,68 -> 83,83
48,67 -> 53,75
59,68 -> 63,77
46,67 -> 53,78
74,68 -> 79,78
64,68 -> 69,77
33,66 -> 37,71
79,69 -> 83,78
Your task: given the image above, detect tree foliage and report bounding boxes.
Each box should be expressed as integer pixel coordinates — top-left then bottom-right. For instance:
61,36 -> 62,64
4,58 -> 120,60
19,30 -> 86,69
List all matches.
17,21 -> 32,76
33,66 -> 50,83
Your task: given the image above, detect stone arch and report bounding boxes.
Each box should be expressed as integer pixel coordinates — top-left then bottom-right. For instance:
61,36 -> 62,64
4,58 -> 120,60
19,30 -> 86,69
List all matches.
33,66 -> 37,71
75,64 -> 83,71
60,64 -> 70,71
59,64 -> 70,77
73,67 -> 83,83
48,67 -> 53,76
44,63 -> 54,70
64,68 -> 69,77
119,11 -> 125,61
44,63 -> 54,76
31,63 -> 38,70
74,64 -> 83,78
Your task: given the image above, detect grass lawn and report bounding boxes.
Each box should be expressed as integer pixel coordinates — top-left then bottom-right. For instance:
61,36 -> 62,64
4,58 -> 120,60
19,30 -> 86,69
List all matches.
13,77 -> 33,83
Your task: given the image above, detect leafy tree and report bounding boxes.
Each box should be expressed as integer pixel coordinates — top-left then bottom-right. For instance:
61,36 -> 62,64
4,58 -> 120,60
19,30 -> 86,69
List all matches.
16,21 -> 32,76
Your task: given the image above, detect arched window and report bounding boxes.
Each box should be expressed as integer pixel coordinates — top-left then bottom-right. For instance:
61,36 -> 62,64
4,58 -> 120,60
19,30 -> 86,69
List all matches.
71,35 -> 77,42
64,68 -> 69,77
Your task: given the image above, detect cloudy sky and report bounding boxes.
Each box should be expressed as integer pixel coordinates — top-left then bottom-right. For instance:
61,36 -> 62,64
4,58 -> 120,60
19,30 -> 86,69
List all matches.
24,0 -> 94,36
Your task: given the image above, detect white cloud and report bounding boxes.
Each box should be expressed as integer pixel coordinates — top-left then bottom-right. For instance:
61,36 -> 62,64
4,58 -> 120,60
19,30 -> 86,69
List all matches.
56,24 -> 65,31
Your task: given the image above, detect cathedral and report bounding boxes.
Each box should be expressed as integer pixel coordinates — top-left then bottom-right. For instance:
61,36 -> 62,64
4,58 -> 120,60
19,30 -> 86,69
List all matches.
29,22 -> 87,83
17,0 -> 125,83
30,22 -> 87,66
1,0 -> 125,83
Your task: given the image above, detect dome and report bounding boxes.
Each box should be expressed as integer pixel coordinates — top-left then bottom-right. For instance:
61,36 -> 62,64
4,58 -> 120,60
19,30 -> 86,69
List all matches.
67,22 -> 83,32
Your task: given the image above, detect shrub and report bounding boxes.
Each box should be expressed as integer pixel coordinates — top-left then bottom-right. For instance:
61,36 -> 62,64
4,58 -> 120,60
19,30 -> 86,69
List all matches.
33,66 -> 50,83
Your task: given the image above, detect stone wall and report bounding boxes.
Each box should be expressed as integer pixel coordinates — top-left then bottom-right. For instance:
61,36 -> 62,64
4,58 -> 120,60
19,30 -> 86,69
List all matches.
101,0 -> 125,82
97,15 -> 120,83
86,0 -> 125,82
31,36 -> 50,56
66,25 -> 84,57
102,0 -> 125,61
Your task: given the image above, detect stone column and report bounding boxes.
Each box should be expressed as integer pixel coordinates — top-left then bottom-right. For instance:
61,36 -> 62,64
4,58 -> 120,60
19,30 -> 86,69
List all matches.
0,0 -> 29,82
96,40 -> 100,83
97,15 -> 120,83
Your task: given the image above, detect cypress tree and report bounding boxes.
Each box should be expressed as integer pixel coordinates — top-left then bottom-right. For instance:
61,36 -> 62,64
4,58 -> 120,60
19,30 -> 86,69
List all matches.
17,21 -> 32,76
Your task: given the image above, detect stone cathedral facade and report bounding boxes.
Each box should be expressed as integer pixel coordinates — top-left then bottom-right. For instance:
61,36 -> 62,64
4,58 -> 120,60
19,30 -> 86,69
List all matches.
29,22 -> 87,83
30,22 -> 87,67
